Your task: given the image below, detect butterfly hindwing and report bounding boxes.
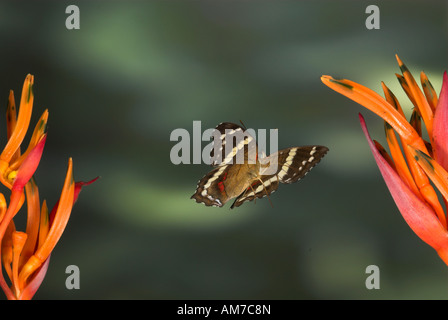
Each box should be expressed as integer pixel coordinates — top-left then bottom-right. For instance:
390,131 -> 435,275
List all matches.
191,163 -> 256,207
191,165 -> 231,207
231,175 -> 280,208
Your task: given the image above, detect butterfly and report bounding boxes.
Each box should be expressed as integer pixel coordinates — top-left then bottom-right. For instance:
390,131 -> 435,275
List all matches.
191,122 -> 328,208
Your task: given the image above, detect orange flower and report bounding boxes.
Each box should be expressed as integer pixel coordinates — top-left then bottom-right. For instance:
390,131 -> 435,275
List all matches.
0,75 -> 97,299
321,56 -> 448,266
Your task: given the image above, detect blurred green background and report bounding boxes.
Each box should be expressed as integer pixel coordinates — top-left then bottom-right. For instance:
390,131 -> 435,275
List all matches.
0,0 -> 447,299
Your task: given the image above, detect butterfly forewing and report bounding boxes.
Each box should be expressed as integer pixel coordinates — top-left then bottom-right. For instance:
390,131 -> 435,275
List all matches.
210,122 -> 257,167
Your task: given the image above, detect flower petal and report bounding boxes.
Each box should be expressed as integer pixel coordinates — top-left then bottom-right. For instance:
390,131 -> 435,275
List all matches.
11,231 -> 27,296
384,121 -> 422,200
407,146 -> 448,209
396,73 -> 418,108
432,71 -> 448,171
18,158 -> 74,287
421,71 -> 438,112
1,74 -> 34,164
6,90 -> 20,163
9,110 -> 48,172
12,134 -> 46,191
395,55 -> 434,140
19,255 -> 50,300
359,113 -> 448,253
321,75 -> 425,150
20,178 -> 41,267
37,200 -> 49,250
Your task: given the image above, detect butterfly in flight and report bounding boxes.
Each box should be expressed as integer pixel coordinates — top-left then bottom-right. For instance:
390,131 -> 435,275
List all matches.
191,122 -> 328,209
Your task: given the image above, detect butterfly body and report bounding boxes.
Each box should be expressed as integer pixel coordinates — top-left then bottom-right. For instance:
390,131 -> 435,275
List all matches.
191,122 -> 328,209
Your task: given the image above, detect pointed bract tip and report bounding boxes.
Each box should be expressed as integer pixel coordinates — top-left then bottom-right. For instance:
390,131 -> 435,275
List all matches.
73,176 -> 100,203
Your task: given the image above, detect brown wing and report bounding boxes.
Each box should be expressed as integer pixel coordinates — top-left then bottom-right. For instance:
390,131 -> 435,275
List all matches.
231,146 -> 329,208
191,165 -> 231,207
230,175 -> 280,208
191,164 -> 256,207
210,122 -> 257,167
260,146 -> 329,183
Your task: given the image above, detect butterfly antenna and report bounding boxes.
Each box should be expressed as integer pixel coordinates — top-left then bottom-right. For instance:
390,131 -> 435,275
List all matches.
239,120 -> 247,130
257,177 -> 273,208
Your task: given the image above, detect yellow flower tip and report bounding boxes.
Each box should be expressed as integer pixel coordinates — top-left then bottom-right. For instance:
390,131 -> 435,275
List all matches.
7,170 -> 17,183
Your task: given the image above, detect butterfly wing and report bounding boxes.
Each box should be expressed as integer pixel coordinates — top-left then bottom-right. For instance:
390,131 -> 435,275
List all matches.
231,175 -> 280,208
231,146 -> 329,208
260,146 -> 329,183
194,121 -> 329,208
210,122 -> 257,166
191,165 -> 231,207
193,122 -> 259,207
191,163 -> 256,207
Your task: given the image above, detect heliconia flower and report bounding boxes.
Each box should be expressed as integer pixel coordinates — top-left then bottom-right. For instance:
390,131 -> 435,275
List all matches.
0,75 -> 97,300
321,56 -> 448,265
